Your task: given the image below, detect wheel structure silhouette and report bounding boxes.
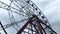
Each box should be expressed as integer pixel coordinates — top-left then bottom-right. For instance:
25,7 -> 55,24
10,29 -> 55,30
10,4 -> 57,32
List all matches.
0,0 -> 57,34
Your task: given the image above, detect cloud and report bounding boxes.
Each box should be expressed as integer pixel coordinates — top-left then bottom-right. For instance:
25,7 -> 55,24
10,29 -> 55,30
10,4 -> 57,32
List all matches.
32,0 -> 60,34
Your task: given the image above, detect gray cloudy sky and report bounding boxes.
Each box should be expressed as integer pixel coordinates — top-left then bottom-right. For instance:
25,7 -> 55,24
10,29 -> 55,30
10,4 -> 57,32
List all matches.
32,0 -> 60,34
0,0 -> 60,34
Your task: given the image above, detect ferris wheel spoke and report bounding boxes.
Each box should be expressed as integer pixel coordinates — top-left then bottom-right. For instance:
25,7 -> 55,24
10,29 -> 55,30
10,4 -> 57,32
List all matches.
0,1 -> 28,15
13,3 -> 21,9
13,0 -> 34,16
0,1 -> 32,15
0,1 -> 19,11
0,1 -> 30,17
0,18 -> 29,31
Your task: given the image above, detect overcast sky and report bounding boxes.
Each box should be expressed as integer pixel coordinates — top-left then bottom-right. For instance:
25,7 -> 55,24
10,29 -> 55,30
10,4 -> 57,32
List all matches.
0,0 -> 60,34
32,0 -> 60,34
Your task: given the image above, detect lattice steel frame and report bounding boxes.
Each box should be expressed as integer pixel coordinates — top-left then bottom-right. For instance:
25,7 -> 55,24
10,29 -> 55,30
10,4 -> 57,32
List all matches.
17,15 -> 57,34
0,0 -> 57,34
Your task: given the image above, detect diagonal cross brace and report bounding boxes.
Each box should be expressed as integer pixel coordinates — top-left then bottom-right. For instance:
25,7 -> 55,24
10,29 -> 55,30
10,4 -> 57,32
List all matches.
0,21 -> 7,34
17,16 -> 34,34
17,15 -> 43,34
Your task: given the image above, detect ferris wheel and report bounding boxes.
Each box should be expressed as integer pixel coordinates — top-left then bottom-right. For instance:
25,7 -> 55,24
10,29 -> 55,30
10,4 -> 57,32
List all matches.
0,0 -> 57,34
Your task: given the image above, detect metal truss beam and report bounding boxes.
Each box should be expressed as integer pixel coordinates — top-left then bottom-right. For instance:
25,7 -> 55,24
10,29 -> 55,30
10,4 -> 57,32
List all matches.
17,15 -> 44,34
0,18 -> 28,31
0,21 -> 7,34
17,16 -> 34,34
17,15 -> 57,34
